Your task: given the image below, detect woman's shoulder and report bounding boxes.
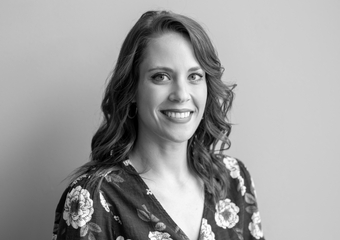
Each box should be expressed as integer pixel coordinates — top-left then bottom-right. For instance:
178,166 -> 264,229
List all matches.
215,154 -> 257,196
67,163 -> 131,192
54,169 -> 108,218
53,163 -> 134,239
56,162 -> 131,209
216,154 -> 252,177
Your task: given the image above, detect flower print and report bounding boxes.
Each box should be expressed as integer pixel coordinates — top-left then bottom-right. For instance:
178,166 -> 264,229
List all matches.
70,174 -> 88,187
223,157 -> 240,179
99,170 -> 112,178
237,176 -> 246,196
116,237 -> 132,240
200,218 -> 215,240
123,160 -> 132,166
99,191 -> 110,212
148,231 -> 173,240
223,157 -> 246,196
52,234 -> 57,240
215,198 -> 239,229
137,205 -> 160,222
248,212 -> 264,239
63,186 -> 94,229
104,172 -> 124,188
146,189 -> 153,195
114,215 -> 122,224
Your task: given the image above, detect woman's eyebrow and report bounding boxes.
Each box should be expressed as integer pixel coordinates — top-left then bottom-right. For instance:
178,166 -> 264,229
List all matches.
147,66 -> 203,72
148,66 -> 174,73
188,66 -> 203,72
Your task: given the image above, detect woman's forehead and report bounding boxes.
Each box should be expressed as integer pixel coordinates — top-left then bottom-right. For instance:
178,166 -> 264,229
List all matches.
140,32 -> 201,72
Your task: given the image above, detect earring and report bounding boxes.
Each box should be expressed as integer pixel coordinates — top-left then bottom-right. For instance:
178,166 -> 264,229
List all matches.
127,103 -> 137,119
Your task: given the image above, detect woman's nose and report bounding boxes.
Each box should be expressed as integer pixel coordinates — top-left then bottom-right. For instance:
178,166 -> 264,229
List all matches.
168,80 -> 191,103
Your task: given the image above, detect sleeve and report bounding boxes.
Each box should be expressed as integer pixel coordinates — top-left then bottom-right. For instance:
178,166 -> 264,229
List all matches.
237,159 -> 265,240
52,175 -> 115,240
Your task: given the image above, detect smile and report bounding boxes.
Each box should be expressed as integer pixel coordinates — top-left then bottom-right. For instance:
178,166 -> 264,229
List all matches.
160,109 -> 195,122
163,111 -> 191,119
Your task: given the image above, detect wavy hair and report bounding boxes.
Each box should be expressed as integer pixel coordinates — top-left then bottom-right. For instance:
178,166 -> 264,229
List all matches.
71,10 -> 235,203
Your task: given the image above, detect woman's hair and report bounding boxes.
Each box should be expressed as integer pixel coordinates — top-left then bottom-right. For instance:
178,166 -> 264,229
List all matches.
71,10 -> 235,203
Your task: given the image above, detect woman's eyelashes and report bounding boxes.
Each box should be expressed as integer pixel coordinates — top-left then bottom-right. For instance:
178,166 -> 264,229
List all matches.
151,73 -> 170,82
150,72 -> 204,83
188,73 -> 204,82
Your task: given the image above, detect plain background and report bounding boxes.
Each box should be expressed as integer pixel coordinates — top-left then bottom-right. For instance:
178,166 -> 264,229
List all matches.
1,0 -> 339,239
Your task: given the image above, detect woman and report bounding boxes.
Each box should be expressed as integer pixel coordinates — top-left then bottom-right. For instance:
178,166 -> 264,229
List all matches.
52,10 -> 265,240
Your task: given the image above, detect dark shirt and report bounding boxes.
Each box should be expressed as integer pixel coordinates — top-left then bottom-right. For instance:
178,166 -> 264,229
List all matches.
52,156 -> 265,240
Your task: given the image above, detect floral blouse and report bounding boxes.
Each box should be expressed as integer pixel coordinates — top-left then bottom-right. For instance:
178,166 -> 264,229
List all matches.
52,156 -> 265,240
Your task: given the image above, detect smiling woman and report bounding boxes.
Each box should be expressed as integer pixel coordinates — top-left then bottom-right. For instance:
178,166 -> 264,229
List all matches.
52,10 -> 265,240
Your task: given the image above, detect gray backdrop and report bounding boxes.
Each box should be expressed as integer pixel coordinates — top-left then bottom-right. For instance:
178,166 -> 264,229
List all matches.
1,0 -> 339,239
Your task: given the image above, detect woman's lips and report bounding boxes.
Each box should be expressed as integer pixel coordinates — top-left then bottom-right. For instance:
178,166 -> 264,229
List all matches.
163,111 -> 191,119
160,109 -> 194,121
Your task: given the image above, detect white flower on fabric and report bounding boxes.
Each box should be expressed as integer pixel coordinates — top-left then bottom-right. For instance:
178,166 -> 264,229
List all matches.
253,212 -> 261,223
223,157 -> 240,179
114,215 -> 122,224
248,212 -> 264,239
99,191 -> 110,212
63,186 -> 94,229
146,189 -> 153,195
148,231 -> 173,240
237,176 -> 247,196
123,160 -> 132,166
116,236 -> 132,240
215,198 -> 239,229
200,218 -> 215,240
240,186 -> 246,196
223,157 -> 246,196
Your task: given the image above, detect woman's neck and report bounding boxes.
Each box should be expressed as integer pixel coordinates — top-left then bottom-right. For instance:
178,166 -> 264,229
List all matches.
129,137 -> 192,183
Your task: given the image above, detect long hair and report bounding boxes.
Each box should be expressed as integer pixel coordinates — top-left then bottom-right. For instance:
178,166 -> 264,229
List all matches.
71,10 -> 235,203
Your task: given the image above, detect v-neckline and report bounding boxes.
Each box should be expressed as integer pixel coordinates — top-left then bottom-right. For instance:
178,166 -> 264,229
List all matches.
123,159 -> 208,240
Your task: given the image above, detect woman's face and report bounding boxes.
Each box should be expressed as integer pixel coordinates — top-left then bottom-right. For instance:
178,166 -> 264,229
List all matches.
135,32 -> 207,144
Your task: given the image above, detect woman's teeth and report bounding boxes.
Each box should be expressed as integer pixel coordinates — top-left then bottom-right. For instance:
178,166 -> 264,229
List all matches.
164,111 -> 191,118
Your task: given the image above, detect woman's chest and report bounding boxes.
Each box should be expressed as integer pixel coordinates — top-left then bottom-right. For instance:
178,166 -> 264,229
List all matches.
150,186 -> 205,240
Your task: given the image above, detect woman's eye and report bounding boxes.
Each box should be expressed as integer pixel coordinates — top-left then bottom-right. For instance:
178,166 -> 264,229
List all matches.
189,73 -> 203,82
151,74 -> 170,82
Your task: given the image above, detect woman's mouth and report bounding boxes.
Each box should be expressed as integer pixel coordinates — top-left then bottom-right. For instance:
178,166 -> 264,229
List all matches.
161,110 -> 193,119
